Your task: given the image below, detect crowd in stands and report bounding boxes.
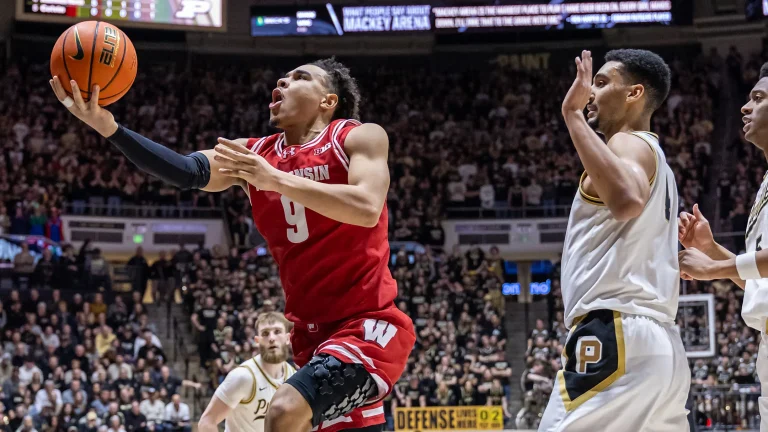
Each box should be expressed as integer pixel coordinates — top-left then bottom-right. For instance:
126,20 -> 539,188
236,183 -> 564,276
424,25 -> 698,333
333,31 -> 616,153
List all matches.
0,254 -> 202,432
166,240 -> 512,429
3,37 -> 768,429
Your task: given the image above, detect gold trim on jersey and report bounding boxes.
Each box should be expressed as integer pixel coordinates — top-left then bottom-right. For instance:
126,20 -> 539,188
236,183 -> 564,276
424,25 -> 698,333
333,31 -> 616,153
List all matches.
628,131 -> 659,187
252,358 -> 289,390
238,366 -> 257,405
578,171 -> 606,206
557,311 -> 626,412
747,171 -> 768,241
577,131 -> 659,207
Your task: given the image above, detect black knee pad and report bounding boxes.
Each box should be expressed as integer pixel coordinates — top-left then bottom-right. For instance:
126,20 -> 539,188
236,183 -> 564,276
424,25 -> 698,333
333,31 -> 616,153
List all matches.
286,354 -> 378,427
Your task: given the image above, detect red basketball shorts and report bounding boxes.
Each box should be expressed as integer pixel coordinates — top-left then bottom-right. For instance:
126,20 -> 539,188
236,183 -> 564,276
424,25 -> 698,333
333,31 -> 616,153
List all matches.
291,305 -> 416,431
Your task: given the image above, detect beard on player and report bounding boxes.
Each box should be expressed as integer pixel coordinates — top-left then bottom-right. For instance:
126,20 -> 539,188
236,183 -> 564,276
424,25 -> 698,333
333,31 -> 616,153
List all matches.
742,63 -> 768,154
260,339 -> 289,364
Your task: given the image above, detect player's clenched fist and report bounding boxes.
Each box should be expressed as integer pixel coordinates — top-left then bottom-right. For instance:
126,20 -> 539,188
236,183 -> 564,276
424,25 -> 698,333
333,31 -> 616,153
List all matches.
214,138 -> 282,191
678,248 -> 719,281
562,50 -> 593,115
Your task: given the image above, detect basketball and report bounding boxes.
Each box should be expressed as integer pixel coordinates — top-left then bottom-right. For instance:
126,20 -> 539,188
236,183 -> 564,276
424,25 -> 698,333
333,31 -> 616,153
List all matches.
50,21 -> 137,106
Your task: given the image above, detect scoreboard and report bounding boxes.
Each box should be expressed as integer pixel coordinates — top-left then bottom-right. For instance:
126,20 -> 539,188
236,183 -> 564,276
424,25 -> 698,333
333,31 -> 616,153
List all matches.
16,0 -> 225,31
251,0 -> 688,37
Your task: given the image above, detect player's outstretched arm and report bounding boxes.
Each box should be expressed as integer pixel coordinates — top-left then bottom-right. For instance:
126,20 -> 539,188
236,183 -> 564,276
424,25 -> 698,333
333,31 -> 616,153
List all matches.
197,397 -> 232,432
213,123 -> 389,227
49,76 -> 244,193
562,51 -> 654,221
679,247 -> 768,287
678,203 -> 745,288
198,367 -> 254,432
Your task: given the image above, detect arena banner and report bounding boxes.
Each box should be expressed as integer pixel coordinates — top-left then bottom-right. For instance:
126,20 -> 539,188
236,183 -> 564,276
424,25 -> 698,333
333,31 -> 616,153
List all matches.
394,406 -> 504,431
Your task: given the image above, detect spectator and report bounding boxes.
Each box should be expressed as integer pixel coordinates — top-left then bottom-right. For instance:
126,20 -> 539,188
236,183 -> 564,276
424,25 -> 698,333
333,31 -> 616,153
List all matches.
44,208 -> 64,243
139,390 -> 164,432
0,205 -> 11,234
123,402 -> 147,432
17,415 -> 38,432
12,244 -> 35,284
62,380 -> 87,407
162,395 -> 189,432
19,358 -> 41,388
33,380 -> 62,416
87,253 -> 111,292
9,207 -> 28,236
126,249 -> 149,295
149,253 -> 173,306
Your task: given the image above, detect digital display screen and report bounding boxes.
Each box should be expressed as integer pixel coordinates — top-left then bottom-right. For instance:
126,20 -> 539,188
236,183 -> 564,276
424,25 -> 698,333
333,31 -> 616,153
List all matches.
746,0 -> 768,20
251,4 -> 432,36
17,0 -> 224,30
251,1 -> 682,37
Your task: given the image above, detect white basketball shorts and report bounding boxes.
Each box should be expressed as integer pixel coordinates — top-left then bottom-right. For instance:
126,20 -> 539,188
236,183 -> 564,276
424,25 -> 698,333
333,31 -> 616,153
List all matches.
538,310 -> 690,432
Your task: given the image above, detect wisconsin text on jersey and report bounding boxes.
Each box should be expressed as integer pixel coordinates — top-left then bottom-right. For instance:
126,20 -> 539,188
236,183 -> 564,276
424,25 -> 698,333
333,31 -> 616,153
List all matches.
291,165 -> 330,182
253,164 -> 330,192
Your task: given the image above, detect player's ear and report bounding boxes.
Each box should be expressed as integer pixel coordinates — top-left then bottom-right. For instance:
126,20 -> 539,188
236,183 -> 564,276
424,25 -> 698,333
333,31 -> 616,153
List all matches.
627,84 -> 644,105
321,94 -> 339,111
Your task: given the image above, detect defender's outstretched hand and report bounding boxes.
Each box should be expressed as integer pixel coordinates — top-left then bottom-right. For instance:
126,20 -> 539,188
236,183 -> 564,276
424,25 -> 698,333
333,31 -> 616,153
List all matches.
49,76 -> 118,138
214,138 -> 282,192
562,50 -> 593,115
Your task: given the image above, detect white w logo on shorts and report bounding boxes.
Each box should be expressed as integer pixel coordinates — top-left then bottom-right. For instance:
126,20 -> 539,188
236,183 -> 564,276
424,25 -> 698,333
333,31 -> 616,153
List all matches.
363,319 -> 397,348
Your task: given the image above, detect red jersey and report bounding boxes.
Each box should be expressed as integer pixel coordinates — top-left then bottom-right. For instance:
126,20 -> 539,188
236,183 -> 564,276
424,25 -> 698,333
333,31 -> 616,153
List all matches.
246,119 -> 398,325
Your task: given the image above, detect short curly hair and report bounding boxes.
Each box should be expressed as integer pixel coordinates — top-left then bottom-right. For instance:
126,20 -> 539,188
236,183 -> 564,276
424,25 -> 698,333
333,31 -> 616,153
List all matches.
760,62 -> 768,80
605,49 -> 671,112
311,57 -> 361,121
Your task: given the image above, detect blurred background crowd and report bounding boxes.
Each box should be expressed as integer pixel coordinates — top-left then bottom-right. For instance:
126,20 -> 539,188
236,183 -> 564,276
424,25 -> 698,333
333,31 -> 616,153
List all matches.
0,28 -> 766,431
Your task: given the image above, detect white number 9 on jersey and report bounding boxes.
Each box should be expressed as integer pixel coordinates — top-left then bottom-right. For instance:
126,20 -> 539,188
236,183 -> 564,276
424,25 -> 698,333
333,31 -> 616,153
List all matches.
280,195 -> 309,243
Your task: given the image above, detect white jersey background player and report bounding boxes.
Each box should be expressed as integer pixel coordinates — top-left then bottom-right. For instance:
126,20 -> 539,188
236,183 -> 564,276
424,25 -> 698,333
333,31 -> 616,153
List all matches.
538,49 -> 690,431
679,62 -> 768,431
198,312 -> 296,432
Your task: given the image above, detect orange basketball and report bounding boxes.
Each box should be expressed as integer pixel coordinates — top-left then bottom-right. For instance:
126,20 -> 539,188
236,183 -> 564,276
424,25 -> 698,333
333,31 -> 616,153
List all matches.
50,21 -> 137,106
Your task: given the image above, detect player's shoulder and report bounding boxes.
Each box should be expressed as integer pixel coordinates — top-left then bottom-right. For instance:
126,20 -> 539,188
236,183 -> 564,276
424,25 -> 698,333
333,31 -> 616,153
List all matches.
607,131 -> 658,174
337,121 -> 388,154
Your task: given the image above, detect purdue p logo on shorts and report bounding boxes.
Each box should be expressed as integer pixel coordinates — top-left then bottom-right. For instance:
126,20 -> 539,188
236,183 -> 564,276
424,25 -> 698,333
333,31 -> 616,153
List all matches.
575,336 -> 602,374
557,310 -> 625,412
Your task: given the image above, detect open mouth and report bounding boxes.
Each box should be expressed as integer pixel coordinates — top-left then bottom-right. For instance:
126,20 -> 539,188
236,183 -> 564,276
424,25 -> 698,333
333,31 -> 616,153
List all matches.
744,117 -> 752,132
270,89 -> 284,110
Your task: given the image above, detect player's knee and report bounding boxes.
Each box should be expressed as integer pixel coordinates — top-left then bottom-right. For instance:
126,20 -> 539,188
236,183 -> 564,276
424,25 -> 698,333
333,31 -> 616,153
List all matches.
266,385 -> 312,427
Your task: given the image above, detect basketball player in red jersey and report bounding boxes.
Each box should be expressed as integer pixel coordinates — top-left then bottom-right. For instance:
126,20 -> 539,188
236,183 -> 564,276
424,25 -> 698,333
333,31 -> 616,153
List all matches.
49,58 -> 416,432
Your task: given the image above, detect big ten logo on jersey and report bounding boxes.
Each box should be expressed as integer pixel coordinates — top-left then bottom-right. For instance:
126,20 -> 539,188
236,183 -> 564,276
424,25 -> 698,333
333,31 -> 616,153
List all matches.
314,143 -> 332,155
575,336 -> 602,374
363,320 -> 398,348
253,399 -> 269,421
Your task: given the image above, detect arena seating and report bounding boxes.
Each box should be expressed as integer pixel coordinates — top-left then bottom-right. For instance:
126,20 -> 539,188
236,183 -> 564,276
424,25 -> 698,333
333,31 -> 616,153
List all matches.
0,246 -> 201,432
1,43 -> 765,431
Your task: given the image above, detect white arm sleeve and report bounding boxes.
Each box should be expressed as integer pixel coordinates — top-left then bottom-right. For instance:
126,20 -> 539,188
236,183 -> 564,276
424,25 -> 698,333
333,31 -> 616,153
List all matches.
213,368 -> 255,408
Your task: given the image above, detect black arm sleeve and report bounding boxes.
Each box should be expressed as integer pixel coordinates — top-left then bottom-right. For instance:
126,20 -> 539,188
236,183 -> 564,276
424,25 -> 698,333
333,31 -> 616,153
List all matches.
107,124 -> 211,190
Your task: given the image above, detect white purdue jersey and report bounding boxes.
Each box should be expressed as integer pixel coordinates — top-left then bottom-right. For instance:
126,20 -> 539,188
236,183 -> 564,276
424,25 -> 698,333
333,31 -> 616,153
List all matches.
213,355 -> 297,432
560,131 -> 680,326
741,171 -> 768,333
